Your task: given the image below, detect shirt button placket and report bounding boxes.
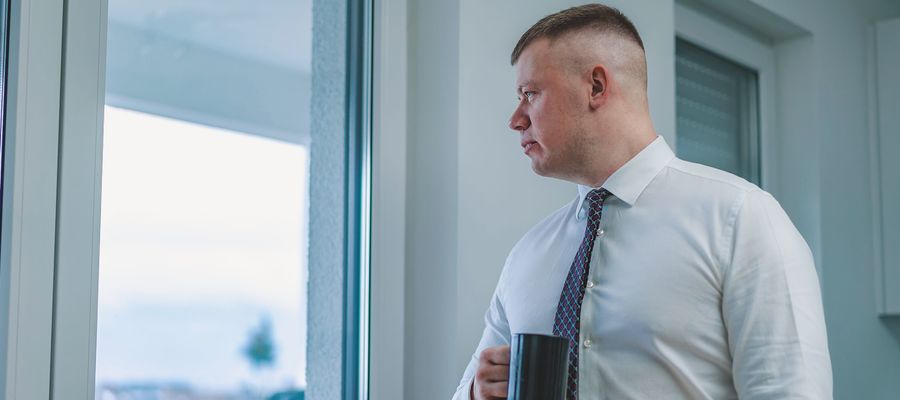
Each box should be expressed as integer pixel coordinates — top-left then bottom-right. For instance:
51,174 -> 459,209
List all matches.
579,235 -> 601,399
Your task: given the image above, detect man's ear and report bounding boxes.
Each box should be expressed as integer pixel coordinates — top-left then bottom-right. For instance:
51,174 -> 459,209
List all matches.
589,65 -> 609,110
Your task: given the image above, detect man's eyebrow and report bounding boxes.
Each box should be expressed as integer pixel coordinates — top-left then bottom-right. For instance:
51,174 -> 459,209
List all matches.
516,81 -> 535,93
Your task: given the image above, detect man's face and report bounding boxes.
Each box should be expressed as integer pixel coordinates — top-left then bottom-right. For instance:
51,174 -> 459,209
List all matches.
509,39 -> 587,179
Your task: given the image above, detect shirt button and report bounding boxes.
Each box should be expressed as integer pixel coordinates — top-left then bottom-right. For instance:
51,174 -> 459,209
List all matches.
596,228 -> 606,238
586,280 -> 595,288
583,339 -> 593,348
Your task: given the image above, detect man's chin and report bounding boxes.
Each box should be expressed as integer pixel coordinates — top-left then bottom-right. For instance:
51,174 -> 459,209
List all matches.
530,160 -> 552,177
531,161 -> 572,182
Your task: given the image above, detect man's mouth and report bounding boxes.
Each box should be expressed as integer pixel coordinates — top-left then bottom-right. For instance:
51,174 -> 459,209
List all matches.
522,140 -> 537,154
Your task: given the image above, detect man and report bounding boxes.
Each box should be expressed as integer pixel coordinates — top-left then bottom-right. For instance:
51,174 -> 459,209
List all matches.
452,4 -> 831,400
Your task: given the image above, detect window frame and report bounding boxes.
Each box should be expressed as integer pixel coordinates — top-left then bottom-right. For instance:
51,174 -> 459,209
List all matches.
0,0 -> 69,397
307,0 -> 373,397
345,0 -> 374,396
1,0 -> 109,398
50,0 -> 108,398
0,0 -> 375,398
368,0 -> 407,398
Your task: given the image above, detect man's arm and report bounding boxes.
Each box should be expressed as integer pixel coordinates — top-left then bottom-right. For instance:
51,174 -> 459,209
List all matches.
722,190 -> 832,399
451,285 -> 511,400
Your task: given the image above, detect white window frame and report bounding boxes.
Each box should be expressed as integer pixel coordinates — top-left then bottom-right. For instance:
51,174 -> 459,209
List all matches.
50,0 -> 108,397
674,2 -> 777,190
369,0 -> 407,399
0,0 -> 107,399
0,0 -> 65,397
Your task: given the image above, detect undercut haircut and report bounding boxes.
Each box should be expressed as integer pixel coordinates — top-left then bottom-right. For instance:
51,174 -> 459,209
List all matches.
510,3 -> 645,65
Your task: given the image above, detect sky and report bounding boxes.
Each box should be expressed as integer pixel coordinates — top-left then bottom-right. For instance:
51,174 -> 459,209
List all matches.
96,106 -> 309,393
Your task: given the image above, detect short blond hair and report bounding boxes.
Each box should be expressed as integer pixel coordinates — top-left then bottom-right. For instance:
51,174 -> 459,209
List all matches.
510,3 -> 644,65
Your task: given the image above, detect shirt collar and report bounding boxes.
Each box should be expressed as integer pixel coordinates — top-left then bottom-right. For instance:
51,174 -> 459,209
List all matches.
577,136 -> 675,210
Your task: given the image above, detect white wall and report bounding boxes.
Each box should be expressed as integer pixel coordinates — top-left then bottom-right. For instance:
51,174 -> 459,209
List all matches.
750,1 -> 900,398
404,0 -> 460,397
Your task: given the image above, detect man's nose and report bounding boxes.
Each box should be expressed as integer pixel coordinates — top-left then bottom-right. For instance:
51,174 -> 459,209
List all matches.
508,106 -> 530,132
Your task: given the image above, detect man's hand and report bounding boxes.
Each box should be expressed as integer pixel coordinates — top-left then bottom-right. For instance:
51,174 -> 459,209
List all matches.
472,345 -> 511,400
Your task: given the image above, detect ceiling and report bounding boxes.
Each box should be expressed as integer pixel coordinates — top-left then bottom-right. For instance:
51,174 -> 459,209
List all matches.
108,0 -> 312,72
105,0 -> 313,144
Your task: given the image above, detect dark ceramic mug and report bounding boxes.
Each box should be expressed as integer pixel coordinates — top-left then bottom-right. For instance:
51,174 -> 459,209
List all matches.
507,333 -> 570,400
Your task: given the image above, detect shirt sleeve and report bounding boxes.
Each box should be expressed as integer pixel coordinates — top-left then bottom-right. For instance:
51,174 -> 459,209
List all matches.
451,281 -> 512,400
722,189 -> 832,399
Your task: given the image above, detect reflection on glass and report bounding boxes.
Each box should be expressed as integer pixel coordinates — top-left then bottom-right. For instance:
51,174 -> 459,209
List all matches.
97,1 -> 312,399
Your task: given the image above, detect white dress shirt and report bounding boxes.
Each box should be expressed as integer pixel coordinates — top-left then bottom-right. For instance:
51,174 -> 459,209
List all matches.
452,136 -> 832,400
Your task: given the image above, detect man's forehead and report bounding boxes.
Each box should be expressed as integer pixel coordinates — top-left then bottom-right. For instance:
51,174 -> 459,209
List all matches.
516,38 -> 553,67
514,42 -> 563,89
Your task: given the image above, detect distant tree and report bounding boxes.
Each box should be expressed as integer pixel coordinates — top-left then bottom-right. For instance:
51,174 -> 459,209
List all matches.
243,316 -> 277,370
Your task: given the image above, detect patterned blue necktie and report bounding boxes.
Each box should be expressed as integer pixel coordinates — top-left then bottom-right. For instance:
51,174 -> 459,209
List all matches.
553,188 -> 611,400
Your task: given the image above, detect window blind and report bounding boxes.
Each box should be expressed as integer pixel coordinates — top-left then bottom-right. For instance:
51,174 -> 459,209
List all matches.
675,38 -> 761,185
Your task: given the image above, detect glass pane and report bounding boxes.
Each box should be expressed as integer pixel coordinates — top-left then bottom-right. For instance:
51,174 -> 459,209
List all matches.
676,38 -> 760,185
96,1 -> 312,399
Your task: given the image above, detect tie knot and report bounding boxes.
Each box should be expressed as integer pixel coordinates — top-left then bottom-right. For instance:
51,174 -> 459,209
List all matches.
586,188 -> 611,212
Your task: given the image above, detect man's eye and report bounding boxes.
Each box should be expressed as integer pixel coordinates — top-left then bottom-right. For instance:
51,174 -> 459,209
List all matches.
517,91 -> 536,103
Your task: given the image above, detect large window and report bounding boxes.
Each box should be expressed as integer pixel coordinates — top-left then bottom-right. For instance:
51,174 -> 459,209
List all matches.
93,0 -> 370,399
95,1 -> 312,399
2,0 -> 368,398
675,37 -> 761,185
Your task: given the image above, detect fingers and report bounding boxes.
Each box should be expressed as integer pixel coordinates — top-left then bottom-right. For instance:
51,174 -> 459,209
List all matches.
476,361 -> 509,384
474,379 -> 508,400
474,345 -> 512,400
481,345 -> 511,365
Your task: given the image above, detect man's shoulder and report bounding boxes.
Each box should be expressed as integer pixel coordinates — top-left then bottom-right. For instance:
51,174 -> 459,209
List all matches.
495,195 -> 578,285
656,158 -> 769,212
505,195 -> 579,258
525,195 -> 579,236
665,158 -> 761,195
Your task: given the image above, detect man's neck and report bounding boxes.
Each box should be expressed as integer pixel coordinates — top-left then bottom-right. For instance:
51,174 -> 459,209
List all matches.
577,132 -> 657,188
